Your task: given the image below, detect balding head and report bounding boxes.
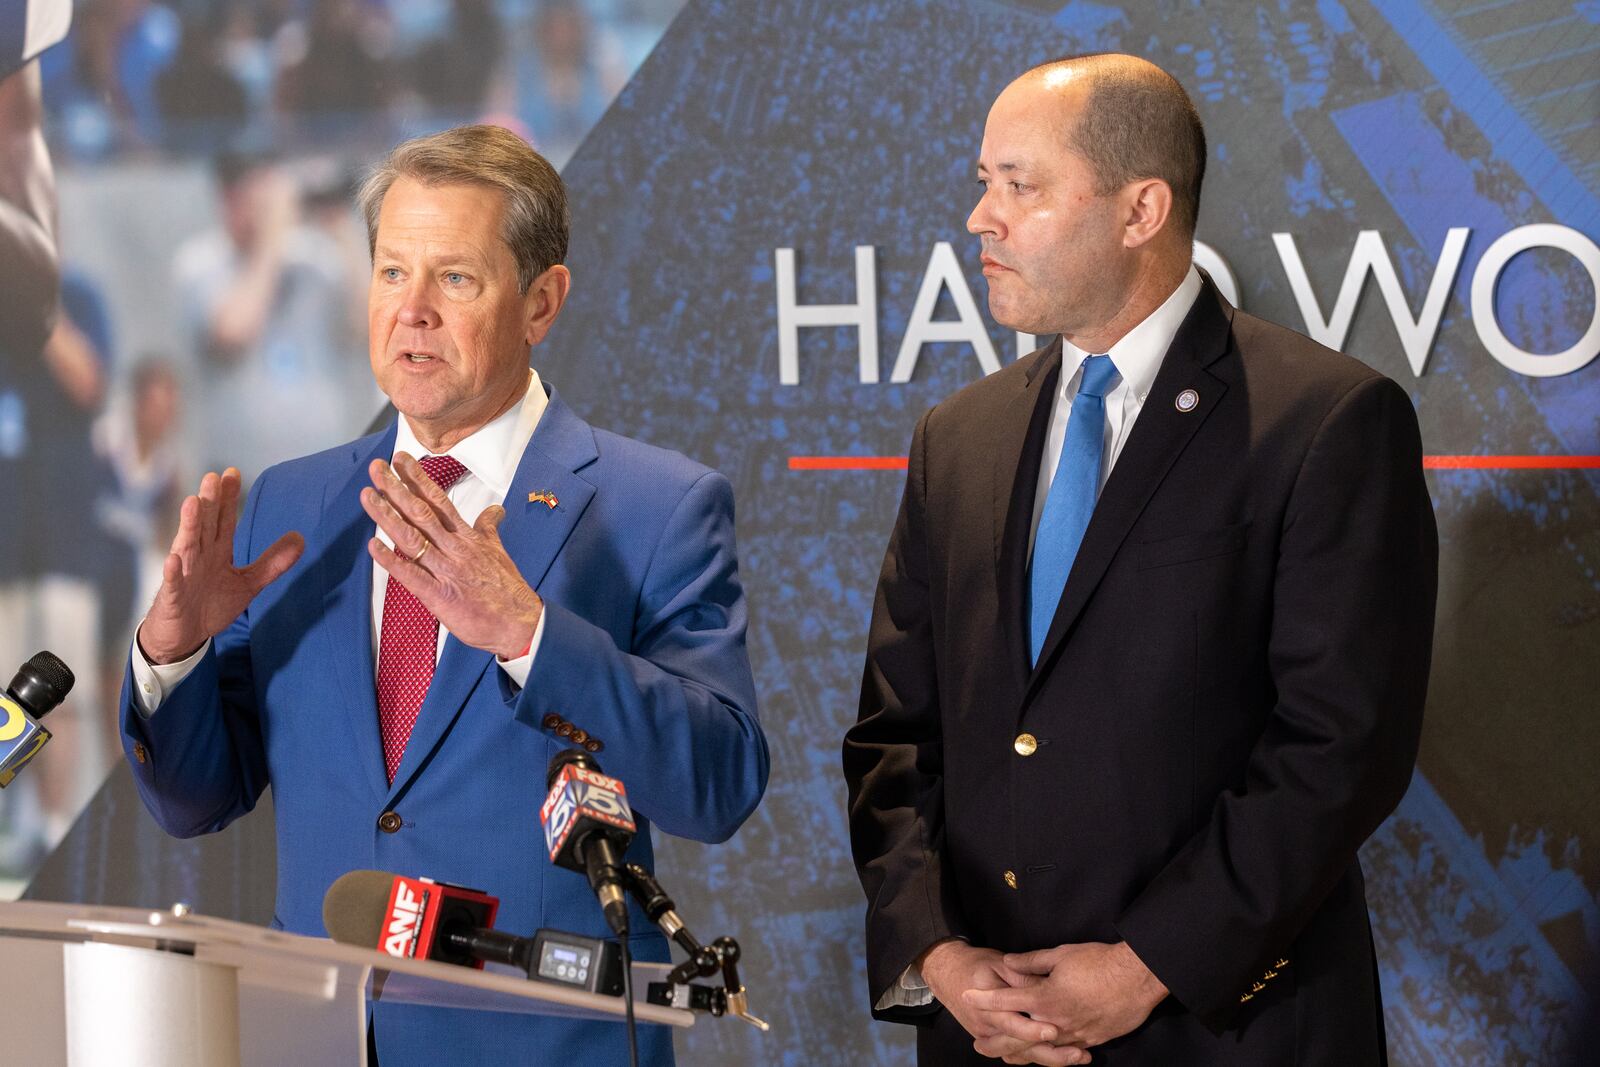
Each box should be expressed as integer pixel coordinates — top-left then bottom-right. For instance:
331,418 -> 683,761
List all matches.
969,54 -> 1204,346
1019,54 -> 1206,239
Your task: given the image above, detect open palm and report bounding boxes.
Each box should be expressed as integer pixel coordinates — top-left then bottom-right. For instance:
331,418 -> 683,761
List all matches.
138,468 -> 305,664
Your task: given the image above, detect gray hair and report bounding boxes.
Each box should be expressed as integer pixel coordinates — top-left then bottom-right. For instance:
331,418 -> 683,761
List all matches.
357,125 -> 569,293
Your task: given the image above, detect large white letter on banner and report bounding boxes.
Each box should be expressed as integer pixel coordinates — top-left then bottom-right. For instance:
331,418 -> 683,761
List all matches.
890,242 -> 1001,383
1273,228 -> 1469,376
775,246 -> 878,385
1470,224 -> 1600,378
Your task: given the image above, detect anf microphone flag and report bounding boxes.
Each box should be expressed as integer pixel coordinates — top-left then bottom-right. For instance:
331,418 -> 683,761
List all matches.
380,874 -> 499,968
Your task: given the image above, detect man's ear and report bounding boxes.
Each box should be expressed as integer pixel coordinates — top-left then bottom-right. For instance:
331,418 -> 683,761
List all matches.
525,264 -> 572,347
1121,179 -> 1173,250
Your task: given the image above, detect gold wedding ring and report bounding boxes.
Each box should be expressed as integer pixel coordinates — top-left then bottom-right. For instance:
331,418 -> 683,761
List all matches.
413,538 -> 431,563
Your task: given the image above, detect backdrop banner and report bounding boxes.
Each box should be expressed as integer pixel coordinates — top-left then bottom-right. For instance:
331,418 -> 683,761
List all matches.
22,1 -> 1598,1063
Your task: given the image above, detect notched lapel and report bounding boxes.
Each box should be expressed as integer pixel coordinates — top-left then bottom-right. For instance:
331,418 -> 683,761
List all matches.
994,340 -> 1063,690
495,417 -> 599,598
993,339 -> 1062,564
1027,284 -> 1235,701
386,389 -> 599,797
317,428 -> 395,803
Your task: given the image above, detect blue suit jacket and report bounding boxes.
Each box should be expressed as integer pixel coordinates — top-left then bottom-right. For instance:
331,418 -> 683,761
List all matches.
120,387 -> 769,1065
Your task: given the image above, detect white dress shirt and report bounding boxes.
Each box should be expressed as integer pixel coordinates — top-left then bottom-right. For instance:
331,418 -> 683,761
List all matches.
877,265 -> 1202,1012
1029,265 -> 1203,556
131,370 -> 551,716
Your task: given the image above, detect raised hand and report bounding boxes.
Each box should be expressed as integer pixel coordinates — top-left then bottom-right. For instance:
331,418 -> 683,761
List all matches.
138,468 -> 305,664
360,452 -> 542,660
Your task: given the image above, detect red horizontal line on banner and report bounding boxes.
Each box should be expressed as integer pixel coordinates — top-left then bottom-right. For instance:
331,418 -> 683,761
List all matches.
788,456 -> 910,470
789,455 -> 1600,471
1422,455 -> 1600,469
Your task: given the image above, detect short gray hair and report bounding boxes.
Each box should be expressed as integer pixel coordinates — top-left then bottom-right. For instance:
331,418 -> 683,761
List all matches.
357,125 -> 568,293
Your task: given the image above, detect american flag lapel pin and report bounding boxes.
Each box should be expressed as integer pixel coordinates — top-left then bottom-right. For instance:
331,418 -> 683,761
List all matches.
528,491 -> 559,510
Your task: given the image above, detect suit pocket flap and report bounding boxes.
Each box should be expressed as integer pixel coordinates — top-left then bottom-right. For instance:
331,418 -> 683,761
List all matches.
1132,522 -> 1249,571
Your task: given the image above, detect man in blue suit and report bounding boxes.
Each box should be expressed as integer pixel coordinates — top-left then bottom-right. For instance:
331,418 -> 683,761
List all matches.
120,125 -> 769,1065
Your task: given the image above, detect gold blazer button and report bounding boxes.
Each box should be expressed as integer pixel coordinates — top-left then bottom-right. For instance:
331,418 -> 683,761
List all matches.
1013,733 -> 1038,756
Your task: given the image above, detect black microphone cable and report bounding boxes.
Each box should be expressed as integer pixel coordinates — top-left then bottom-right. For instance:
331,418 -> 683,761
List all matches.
620,936 -> 638,1067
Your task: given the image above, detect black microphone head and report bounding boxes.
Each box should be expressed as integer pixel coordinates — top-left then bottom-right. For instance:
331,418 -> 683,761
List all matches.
546,746 -> 601,790
7,652 -> 74,719
323,869 -> 401,947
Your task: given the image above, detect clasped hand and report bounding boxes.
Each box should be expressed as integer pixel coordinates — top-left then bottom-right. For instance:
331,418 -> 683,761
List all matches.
922,940 -> 1167,1065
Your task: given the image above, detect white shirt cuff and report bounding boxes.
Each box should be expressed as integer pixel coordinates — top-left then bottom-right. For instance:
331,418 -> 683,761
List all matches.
874,960 -> 935,1010
494,609 -> 547,690
129,630 -> 211,718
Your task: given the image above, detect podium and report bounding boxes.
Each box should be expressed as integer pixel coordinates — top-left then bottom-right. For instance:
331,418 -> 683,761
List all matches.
0,899 -> 692,1066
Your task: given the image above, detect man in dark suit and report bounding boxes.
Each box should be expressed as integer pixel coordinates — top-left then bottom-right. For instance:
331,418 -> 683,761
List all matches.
121,125 -> 769,1064
844,54 -> 1436,1065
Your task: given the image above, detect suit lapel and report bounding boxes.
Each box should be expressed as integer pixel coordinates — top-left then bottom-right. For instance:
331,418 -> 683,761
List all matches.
489,388 -> 600,594
1026,282 -> 1235,703
993,339 -> 1063,692
316,426 -> 396,803
386,388 -> 599,798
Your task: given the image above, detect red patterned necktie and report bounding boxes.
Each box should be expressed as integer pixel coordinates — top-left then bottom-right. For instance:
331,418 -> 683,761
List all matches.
376,454 -> 469,783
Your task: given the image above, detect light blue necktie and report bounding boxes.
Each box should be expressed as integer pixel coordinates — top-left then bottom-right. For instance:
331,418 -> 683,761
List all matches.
1029,355 -> 1120,664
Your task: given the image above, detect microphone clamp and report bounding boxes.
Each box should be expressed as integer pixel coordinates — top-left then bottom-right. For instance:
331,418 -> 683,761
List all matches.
626,864 -> 768,1031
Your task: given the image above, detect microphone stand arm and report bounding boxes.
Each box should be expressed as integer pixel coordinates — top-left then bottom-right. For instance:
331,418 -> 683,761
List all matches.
622,864 -> 769,1031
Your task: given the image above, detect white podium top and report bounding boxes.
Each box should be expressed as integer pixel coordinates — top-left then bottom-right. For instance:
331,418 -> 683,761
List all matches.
0,899 -> 693,1029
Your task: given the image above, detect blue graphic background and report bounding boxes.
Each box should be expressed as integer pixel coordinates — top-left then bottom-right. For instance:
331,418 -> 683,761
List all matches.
30,1 -> 1598,1062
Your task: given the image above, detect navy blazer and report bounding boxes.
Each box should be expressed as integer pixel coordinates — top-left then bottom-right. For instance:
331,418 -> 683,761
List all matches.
847,278 -> 1437,1065
121,386 -> 769,1065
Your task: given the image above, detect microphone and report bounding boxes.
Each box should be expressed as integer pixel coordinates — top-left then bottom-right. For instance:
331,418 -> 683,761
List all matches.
0,652 -> 74,788
540,749 -> 635,936
321,869 -> 626,994
323,869 -> 504,970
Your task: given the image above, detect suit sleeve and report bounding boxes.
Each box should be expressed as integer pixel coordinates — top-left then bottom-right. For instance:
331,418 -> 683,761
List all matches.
844,408 -> 968,1023
118,475 -> 270,837
510,470 -> 768,844
1114,375 -> 1438,1028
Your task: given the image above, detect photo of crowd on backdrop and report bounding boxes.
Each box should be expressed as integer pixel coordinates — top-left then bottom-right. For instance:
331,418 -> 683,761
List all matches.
0,0 -> 683,889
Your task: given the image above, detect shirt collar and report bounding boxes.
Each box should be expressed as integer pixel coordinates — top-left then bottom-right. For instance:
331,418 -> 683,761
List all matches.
392,368 -> 547,499
1060,264 -> 1202,399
